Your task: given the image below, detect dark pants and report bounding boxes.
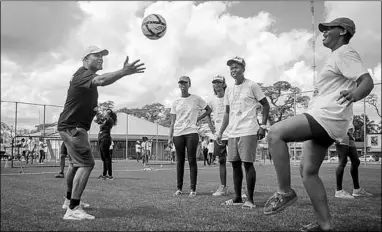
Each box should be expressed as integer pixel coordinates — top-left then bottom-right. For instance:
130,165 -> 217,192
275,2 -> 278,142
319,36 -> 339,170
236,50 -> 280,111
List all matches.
39,150 -> 45,163
173,133 -> 199,192
99,139 -> 112,177
203,148 -> 209,166
335,144 -> 360,190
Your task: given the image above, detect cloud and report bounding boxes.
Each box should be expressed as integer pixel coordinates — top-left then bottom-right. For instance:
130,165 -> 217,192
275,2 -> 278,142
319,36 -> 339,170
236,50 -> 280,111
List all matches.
1,2 -> 86,70
1,1 -> 380,130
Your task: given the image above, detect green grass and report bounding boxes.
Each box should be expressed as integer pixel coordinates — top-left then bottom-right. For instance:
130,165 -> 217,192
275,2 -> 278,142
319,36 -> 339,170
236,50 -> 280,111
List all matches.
1,160 -> 381,231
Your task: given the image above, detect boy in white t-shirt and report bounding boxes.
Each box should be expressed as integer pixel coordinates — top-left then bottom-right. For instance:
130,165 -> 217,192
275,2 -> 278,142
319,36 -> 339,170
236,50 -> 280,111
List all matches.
217,57 -> 270,209
169,75 -> 212,197
263,18 -> 374,232
208,75 -> 230,196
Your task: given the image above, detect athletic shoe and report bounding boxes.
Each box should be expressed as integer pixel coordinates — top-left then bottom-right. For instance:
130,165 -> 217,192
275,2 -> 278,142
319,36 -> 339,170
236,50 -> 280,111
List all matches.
98,175 -> 106,180
189,191 -> 197,197
212,185 -> 228,196
352,188 -> 373,197
63,206 -> 95,220
300,222 -> 332,231
263,189 -> 298,215
335,190 -> 354,199
173,190 -> 182,196
55,173 -> 65,178
105,176 -> 114,180
62,197 -> 90,210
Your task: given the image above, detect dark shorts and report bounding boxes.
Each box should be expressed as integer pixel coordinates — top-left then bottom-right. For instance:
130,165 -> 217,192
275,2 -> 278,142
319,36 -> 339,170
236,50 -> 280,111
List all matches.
213,140 -> 228,163
303,113 -> 335,148
227,135 -> 257,163
59,128 -> 95,167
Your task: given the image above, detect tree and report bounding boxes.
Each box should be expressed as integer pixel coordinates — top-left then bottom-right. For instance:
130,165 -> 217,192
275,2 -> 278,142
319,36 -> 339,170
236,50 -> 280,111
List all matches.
353,114 -> 379,141
260,81 -> 310,125
365,93 -> 381,118
117,103 -> 172,127
98,100 -> 115,112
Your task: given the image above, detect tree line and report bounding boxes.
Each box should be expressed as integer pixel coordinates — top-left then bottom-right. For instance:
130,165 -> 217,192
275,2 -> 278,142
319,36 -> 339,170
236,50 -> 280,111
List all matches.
1,81 -> 381,144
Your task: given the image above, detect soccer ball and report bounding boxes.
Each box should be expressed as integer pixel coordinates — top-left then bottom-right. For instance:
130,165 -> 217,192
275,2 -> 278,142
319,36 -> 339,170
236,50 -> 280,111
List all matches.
141,14 -> 167,40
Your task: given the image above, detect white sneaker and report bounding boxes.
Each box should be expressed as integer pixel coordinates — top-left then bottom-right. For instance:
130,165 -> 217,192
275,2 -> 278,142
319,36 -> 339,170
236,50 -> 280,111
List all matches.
352,188 -> 373,197
63,206 -> 95,220
335,190 -> 354,199
189,191 -> 197,197
212,185 -> 228,196
173,190 -> 182,196
62,197 -> 90,209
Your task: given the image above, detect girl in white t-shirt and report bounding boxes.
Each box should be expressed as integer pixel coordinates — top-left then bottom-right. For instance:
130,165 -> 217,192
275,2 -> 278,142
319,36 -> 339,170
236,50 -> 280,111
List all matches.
169,76 -> 212,197
263,17 -> 374,232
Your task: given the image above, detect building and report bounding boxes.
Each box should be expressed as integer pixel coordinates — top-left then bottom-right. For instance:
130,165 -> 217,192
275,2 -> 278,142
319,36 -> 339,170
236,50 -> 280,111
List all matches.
88,113 -> 170,160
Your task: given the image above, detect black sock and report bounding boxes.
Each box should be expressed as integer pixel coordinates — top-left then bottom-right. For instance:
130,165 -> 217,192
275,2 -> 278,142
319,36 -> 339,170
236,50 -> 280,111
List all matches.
69,199 -> 80,210
66,191 -> 71,200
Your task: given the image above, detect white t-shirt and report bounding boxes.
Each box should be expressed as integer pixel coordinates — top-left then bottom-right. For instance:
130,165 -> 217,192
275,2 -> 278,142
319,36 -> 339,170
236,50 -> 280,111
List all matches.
39,141 -> 44,151
207,142 -> 214,153
171,94 -> 207,136
135,143 -> 141,153
209,96 -> 229,140
224,79 -> 265,138
306,45 -> 368,142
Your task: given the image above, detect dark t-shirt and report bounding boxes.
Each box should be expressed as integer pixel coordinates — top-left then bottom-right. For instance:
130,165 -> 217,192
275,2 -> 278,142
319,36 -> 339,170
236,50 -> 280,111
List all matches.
98,118 -> 114,141
57,67 -> 98,131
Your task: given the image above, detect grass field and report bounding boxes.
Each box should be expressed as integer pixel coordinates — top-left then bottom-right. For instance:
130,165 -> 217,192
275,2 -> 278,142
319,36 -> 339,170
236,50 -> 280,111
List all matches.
1,160 -> 381,231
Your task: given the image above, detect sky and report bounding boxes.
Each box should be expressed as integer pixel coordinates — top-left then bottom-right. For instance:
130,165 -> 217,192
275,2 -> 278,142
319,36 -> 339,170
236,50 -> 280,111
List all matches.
1,1 -> 381,130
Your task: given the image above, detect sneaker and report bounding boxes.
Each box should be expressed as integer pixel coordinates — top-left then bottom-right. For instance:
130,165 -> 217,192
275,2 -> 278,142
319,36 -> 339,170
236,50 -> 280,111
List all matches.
173,190 -> 182,196
105,176 -> 114,180
63,206 -> 95,220
352,188 -> 373,197
98,175 -> 106,180
263,189 -> 298,215
189,191 -> 197,197
212,185 -> 228,196
335,190 -> 354,199
300,222 -> 331,231
55,173 -> 65,178
62,197 -> 90,210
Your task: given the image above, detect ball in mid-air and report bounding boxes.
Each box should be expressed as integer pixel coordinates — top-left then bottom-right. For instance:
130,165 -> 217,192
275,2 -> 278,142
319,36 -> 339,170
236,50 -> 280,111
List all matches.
141,14 -> 167,40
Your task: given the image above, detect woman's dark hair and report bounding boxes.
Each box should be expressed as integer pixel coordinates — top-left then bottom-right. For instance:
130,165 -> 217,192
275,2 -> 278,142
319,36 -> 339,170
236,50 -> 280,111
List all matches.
107,109 -> 117,126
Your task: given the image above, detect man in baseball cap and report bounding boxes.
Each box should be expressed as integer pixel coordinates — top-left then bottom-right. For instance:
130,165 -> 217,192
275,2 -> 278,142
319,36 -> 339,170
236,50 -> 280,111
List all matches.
318,17 -> 356,36
227,56 -> 246,68
81,46 -> 109,61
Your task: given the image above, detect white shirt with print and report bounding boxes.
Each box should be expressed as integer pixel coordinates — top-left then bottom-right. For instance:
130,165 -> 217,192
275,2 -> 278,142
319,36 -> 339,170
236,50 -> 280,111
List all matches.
224,79 -> 265,138
209,97 -> 229,140
171,94 -> 207,137
207,142 -> 214,153
306,44 -> 368,142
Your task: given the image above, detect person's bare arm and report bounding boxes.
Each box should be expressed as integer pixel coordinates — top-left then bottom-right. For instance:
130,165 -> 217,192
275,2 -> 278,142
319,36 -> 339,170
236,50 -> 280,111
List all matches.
92,56 -> 146,87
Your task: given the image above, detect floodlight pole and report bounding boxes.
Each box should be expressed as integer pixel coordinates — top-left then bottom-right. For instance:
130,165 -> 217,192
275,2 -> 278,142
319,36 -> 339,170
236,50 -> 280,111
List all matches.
125,113 -> 129,162
363,98 -> 367,166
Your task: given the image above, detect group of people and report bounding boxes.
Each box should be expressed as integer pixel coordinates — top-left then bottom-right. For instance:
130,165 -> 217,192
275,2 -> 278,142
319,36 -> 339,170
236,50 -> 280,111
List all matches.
201,138 -> 216,166
55,17 -> 375,231
135,137 -> 152,168
14,136 -> 47,164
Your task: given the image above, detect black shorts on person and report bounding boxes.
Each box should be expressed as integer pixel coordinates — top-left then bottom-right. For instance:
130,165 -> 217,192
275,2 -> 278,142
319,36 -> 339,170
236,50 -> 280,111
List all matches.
303,113 -> 335,148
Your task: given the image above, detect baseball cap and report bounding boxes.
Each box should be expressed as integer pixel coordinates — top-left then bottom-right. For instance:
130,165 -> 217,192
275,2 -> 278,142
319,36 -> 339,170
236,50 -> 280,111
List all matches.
318,17 -> 356,35
178,76 -> 191,83
212,75 -> 225,83
227,56 -> 246,68
81,46 -> 109,61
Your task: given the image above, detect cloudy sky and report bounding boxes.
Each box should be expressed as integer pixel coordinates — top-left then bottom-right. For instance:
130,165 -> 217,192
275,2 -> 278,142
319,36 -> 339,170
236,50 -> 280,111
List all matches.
1,1 -> 381,130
